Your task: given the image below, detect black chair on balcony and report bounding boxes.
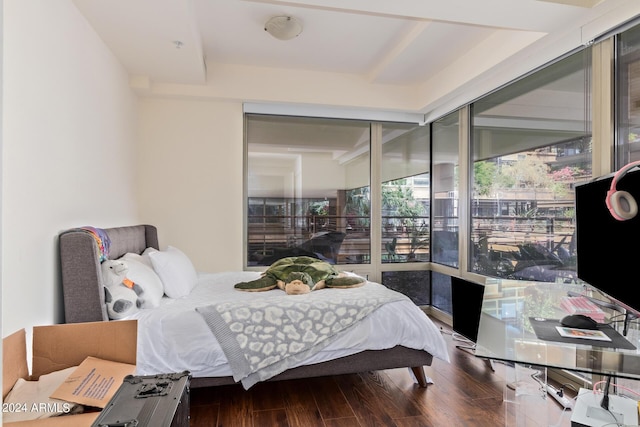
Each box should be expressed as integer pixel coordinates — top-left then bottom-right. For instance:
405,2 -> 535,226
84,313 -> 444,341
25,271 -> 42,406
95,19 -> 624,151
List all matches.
258,231 -> 346,266
297,231 -> 346,263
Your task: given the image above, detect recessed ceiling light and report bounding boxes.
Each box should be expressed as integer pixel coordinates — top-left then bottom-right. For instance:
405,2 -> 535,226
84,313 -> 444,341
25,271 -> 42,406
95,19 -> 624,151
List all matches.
264,16 -> 303,41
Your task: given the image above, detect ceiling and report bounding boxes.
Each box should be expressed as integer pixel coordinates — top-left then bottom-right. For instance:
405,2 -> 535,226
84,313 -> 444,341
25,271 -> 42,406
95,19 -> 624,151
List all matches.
72,0 -> 640,117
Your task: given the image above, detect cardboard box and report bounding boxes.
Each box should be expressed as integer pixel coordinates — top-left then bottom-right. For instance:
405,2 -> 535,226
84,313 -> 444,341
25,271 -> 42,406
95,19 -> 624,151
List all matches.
2,320 -> 137,427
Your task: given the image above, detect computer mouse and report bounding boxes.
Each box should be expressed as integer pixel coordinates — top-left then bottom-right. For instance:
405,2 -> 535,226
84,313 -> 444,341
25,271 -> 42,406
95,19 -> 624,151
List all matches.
560,314 -> 599,330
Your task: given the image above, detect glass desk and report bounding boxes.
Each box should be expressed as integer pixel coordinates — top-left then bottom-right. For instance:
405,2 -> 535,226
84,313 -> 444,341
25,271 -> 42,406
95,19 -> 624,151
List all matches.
474,281 -> 640,426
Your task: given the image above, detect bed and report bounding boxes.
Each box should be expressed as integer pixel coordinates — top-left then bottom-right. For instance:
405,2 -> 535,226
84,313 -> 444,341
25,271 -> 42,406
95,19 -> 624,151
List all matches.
58,224 -> 449,389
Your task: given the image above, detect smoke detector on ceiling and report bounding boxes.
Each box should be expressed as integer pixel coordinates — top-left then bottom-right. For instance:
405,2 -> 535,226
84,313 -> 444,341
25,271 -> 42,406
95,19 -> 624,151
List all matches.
264,16 -> 303,40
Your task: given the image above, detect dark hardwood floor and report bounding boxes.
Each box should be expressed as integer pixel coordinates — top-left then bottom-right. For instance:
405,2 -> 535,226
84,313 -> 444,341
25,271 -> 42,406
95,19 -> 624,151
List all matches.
189,319 -> 572,426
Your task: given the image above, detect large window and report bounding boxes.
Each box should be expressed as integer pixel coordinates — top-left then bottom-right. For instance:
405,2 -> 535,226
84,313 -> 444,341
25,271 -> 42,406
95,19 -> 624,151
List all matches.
380,123 -> 430,263
432,111 -> 460,268
470,51 -> 592,282
246,115 -> 371,266
245,35 -> 615,317
617,24 -> 640,165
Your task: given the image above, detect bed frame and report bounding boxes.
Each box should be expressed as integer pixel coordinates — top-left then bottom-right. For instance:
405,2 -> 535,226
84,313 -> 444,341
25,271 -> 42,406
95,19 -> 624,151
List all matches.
58,224 -> 433,388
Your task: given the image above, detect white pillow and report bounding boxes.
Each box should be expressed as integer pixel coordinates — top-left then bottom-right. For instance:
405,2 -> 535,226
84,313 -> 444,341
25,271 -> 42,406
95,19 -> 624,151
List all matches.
149,246 -> 198,298
124,248 -> 155,269
120,252 -> 143,265
3,366 -> 79,422
120,253 -> 164,308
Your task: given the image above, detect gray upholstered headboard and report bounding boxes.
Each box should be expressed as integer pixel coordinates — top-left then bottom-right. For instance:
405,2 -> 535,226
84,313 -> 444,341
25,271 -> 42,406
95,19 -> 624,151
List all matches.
59,225 -> 159,323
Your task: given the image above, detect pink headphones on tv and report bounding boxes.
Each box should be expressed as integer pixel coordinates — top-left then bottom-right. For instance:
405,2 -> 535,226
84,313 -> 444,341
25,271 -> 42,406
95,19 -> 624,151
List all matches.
606,160 -> 640,221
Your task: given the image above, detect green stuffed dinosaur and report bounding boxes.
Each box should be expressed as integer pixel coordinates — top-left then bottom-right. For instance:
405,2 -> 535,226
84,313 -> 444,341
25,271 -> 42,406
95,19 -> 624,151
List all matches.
235,256 -> 365,295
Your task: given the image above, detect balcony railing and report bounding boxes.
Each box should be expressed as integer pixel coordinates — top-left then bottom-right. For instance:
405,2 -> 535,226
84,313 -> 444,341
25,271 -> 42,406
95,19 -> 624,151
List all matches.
247,214 -> 430,265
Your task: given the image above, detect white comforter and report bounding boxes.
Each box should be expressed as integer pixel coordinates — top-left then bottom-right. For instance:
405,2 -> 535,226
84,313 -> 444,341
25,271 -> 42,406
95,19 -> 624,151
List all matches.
128,271 -> 450,378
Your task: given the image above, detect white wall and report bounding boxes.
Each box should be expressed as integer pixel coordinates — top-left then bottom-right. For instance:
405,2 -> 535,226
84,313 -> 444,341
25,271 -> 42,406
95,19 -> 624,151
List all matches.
137,98 -> 244,272
2,0 -> 139,334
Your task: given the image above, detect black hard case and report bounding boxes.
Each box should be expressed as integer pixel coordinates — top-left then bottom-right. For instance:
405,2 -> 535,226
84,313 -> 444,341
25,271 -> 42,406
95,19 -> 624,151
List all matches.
91,371 -> 191,427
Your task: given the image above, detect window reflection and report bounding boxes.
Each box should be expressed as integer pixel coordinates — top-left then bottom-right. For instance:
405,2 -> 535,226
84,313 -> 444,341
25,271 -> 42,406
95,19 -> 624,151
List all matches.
381,124 -> 430,263
617,25 -> 640,164
470,51 -> 592,283
246,115 -> 371,266
432,111 -> 460,267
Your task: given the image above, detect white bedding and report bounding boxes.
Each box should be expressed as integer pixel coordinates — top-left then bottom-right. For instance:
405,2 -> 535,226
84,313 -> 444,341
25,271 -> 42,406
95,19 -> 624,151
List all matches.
128,271 -> 450,378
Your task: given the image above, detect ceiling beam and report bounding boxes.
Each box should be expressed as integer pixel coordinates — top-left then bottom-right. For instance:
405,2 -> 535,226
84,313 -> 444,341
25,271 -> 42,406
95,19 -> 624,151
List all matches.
367,21 -> 432,83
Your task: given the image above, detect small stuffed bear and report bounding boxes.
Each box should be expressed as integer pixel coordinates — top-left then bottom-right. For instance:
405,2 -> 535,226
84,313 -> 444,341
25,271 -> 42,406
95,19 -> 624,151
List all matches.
235,256 -> 366,295
101,259 -> 144,319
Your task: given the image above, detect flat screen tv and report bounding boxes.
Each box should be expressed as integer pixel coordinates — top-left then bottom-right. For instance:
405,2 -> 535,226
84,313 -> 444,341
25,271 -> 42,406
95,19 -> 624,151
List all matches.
574,167 -> 640,319
451,276 -> 485,343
